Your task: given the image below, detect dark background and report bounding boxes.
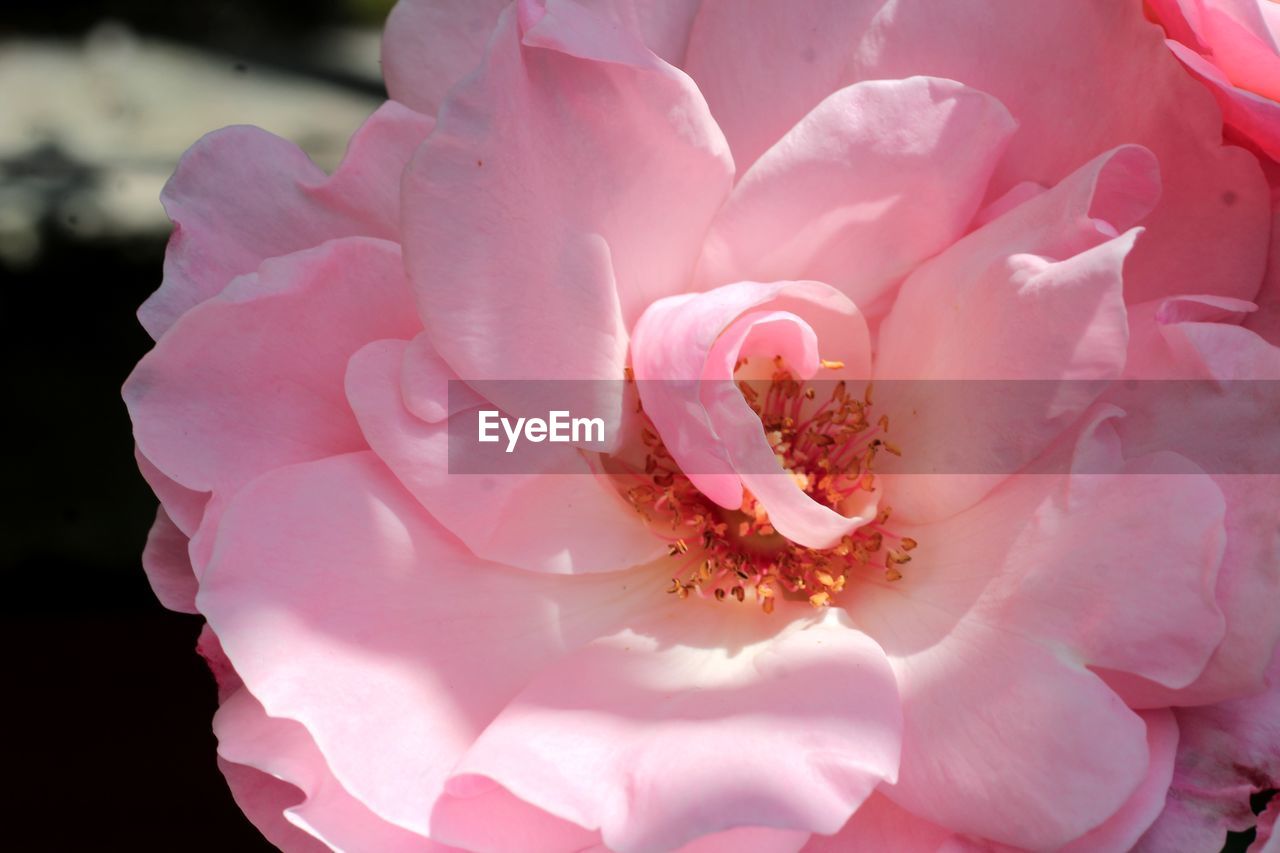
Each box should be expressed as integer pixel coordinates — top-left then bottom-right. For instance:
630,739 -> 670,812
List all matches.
1,2 -> 389,848
0,2 -> 1265,851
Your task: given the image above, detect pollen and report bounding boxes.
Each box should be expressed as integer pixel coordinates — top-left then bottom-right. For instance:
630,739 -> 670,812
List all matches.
626,356 -> 918,613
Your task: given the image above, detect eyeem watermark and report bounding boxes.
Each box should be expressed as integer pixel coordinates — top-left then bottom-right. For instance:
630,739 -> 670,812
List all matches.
478,410 -> 606,453
451,380 -> 1280,474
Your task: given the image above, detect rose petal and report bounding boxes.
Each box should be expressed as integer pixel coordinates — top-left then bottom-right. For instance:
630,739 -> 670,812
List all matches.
1244,212 -> 1280,346
695,77 -> 1015,310
1149,0 -> 1209,50
684,0 -> 882,173
1060,710 -> 1180,853
347,338 -> 664,574
140,506 -> 197,614
670,826 -> 811,853
201,627 -> 428,849
684,0 -> 1269,304
870,427 -> 1226,691
400,331 -> 486,425
1259,798 -> 1280,853
1135,655 -> 1280,851
126,238 -> 421,501
1195,1 -> 1280,100
802,794 -> 955,852
582,824 -> 812,853
401,0 -> 733,430
430,779 -> 601,852
865,0 -> 1271,305
199,450 -> 672,836
381,0 -> 509,116
629,0 -> 704,66
217,760 -> 327,853
1205,0 -> 1280,60
868,620 -> 1149,849
1164,38 -> 1280,161
138,102 -> 432,338
1108,304 -> 1280,705
971,181 -> 1048,230
453,607 -> 901,852
843,422 -> 1226,848
134,445 -> 208,537
215,688 -> 442,851
873,147 -> 1151,523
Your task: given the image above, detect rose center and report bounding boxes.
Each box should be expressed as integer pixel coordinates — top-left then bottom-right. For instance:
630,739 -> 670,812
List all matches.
625,357 -> 916,613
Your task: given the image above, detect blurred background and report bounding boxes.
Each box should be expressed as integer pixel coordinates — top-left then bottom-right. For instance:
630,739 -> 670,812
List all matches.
1,1 -> 391,847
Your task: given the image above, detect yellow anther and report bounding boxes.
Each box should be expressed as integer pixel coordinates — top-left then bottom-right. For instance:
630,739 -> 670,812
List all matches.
634,355 -> 916,614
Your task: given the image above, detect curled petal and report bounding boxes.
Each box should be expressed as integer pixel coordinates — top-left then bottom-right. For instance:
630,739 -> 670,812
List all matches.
632,280 -> 874,548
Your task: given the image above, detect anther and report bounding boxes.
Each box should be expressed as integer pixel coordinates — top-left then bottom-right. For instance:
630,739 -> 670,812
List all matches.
634,357 -> 918,612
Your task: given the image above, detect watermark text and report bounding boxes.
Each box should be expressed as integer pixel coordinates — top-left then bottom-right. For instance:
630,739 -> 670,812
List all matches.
478,409 -> 606,452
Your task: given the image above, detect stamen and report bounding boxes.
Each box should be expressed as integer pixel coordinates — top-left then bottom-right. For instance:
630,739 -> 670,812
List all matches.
625,356 -> 920,612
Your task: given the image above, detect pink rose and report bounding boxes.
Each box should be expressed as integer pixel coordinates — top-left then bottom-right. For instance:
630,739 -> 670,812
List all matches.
124,1 -> 1280,850
1149,0 -> 1280,161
